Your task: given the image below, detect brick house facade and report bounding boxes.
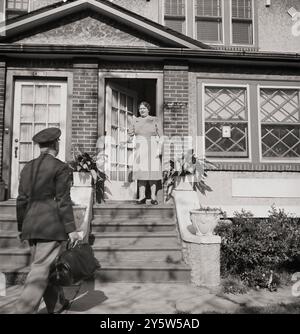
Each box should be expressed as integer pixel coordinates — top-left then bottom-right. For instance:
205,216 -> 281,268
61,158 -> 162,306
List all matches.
0,0 -> 300,216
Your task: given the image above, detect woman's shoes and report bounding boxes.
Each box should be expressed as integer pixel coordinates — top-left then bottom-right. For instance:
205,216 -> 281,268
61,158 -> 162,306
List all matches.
136,198 -> 158,205
136,198 -> 146,205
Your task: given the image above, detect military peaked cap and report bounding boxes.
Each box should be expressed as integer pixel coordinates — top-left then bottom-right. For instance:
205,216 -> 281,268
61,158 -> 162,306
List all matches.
32,127 -> 61,143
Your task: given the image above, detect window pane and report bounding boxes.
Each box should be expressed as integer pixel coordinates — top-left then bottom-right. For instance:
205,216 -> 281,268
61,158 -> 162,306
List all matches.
21,85 -> 33,104
20,105 -> 33,122
196,0 -> 221,17
35,85 -> 47,104
206,122 -> 248,156
205,87 -> 247,121
232,0 -> 252,19
34,104 -> 47,123
197,19 -> 222,42
48,105 -> 60,123
232,21 -> 253,44
49,86 -> 61,104
20,124 -> 32,142
262,125 -> 300,158
165,18 -> 185,34
260,89 -> 299,123
165,0 -> 185,16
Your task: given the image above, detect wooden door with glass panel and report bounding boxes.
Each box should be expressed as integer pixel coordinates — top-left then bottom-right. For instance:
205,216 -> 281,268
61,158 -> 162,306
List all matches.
11,80 -> 67,198
105,83 -> 137,200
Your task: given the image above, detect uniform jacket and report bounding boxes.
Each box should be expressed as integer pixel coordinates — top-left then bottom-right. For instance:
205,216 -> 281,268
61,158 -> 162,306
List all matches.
16,153 -> 76,241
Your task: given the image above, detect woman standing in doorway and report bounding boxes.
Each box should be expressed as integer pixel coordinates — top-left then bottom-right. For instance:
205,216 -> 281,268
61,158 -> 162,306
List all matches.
128,101 -> 163,205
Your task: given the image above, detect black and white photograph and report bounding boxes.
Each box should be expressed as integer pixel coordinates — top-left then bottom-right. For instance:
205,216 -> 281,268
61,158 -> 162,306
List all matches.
0,0 -> 299,317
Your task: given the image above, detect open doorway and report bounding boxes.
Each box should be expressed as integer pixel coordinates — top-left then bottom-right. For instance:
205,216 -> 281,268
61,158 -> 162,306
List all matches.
104,78 -> 159,201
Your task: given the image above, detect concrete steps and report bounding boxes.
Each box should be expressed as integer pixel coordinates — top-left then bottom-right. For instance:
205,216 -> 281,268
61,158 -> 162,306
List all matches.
0,201 -> 191,284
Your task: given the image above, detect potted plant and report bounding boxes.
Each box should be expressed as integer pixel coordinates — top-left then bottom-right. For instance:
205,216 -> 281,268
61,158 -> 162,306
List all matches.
68,151 -> 108,203
163,149 -> 222,236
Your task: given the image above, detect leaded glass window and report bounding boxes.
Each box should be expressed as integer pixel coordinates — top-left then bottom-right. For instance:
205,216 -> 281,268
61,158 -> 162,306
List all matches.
205,86 -> 249,157
260,88 -> 300,159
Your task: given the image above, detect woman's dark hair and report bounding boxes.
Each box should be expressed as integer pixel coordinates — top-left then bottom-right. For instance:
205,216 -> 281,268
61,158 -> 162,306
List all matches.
139,101 -> 151,112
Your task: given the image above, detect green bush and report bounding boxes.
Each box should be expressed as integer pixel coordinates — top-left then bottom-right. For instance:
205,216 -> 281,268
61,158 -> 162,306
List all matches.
215,207 -> 300,290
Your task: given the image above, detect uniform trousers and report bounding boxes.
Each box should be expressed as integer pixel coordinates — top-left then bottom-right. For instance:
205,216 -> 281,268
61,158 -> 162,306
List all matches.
15,240 -> 65,314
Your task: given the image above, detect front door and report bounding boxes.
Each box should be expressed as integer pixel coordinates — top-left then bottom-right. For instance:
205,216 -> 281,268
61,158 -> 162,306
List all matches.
11,80 -> 67,198
105,83 -> 138,200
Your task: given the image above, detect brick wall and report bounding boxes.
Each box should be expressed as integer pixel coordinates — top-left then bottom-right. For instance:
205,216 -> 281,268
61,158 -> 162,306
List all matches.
72,62 -> 99,155
163,63 -> 192,174
0,62 -> 6,179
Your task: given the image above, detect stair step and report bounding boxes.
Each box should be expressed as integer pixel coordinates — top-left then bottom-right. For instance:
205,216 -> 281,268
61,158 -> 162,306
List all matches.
0,261 -> 191,285
0,248 -> 31,267
93,246 -> 183,263
0,200 -> 17,215
0,231 -> 20,247
91,220 -> 176,232
93,204 -> 174,219
90,231 -> 180,248
0,215 -> 18,231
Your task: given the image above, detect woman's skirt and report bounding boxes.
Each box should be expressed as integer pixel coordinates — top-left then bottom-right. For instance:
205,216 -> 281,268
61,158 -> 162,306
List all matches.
132,136 -> 162,181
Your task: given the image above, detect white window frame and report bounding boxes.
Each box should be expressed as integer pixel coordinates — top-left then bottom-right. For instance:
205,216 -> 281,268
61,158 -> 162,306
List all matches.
258,85 -> 300,164
193,0 -> 225,45
230,0 -> 255,46
162,0 -> 188,35
202,83 -> 252,162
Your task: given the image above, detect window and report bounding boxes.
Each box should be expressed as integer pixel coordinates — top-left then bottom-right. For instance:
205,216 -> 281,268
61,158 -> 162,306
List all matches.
195,0 -> 223,43
5,0 -> 29,19
204,86 -> 249,158
260,88 -> 300,159
231,0 -> 253,45
7,0 -> 28,11
164,0 -> 186,34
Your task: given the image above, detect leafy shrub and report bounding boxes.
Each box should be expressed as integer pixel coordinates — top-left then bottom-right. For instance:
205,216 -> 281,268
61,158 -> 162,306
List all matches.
221,276 -> 249,294
215,207 -> 300,290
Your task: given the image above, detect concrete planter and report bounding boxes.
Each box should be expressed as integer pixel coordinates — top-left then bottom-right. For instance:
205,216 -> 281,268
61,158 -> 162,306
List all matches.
73,172 -> 92,187
190,209 -> 221,237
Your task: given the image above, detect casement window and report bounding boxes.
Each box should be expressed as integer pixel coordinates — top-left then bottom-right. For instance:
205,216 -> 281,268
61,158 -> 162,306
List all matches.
164,0 -> 186,34
204,86 -> 249,158
231,0 -> 253,45
260,88 -> 300,159
195,0 -> 223,43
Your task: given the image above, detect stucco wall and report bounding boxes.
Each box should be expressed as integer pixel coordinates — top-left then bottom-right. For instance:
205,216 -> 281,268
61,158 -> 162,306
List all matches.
30,0 -> 160,22
113,0 -> 159,22
31,0 -> 61,11
258,0 -> 300,53
199,171 -> 300,217
15,11 -> 162,47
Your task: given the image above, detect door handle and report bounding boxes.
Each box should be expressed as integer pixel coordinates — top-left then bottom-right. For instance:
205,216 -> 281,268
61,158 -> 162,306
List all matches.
14,146 -> 18,158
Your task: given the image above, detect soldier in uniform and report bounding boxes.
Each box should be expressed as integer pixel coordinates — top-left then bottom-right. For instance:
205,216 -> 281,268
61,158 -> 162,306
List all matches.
15,127 -> 80,314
